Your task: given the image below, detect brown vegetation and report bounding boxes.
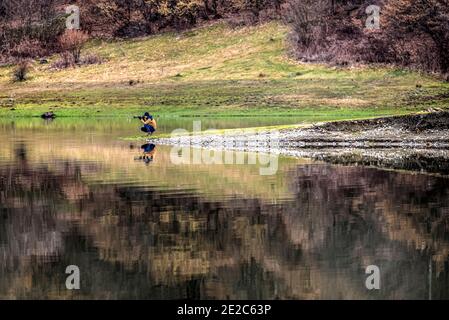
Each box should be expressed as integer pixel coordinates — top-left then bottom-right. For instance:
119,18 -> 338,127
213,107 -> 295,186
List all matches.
383,0 -> 449,75
12,60 -> 31,82
283,0 -> 449,76
1,0 -> 448,77
64,0 -> 284,37
1,0 -> 284,64
58,30 -> 89,64
51,51 -> 103,70
0,0 -> 66,63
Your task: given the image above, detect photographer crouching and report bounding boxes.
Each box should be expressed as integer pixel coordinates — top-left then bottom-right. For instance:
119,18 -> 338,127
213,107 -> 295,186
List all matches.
137,112 -> 157,136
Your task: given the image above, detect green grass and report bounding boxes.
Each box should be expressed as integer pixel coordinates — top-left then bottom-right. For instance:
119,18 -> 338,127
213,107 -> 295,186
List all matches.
1,21 -> 448,118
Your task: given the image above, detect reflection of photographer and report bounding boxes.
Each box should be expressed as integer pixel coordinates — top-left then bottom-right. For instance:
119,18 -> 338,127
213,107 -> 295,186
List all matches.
134,143 -> 156,164
136,112 -> 157,136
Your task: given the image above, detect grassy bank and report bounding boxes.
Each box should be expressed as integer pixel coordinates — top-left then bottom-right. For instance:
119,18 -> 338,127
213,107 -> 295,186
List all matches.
1,22 -> 448,118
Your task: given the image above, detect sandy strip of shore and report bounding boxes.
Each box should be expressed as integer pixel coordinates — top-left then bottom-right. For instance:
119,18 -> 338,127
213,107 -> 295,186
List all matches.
150,112 -> 449,174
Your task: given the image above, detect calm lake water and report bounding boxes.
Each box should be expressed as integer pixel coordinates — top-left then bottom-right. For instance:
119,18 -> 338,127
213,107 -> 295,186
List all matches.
1,117 -> 449,299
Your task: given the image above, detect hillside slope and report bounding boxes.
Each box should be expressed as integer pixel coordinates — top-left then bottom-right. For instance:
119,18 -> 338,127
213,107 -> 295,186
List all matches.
0,21 -> 448,118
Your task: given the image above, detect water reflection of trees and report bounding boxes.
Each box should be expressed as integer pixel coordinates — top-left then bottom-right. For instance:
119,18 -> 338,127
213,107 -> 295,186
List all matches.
1,152 -> 449,299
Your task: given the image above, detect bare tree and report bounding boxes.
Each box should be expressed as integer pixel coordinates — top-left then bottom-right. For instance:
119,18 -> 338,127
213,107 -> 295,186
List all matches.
283,0 -> 331,48
59,30 -> 89,64
384,0 -> 449,74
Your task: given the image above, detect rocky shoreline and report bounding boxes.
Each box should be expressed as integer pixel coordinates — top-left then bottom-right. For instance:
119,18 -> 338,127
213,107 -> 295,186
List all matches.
150,111 -> 449,174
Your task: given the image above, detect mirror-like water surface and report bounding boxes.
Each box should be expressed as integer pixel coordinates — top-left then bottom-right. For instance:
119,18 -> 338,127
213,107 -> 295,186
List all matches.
1,118 -> 449,299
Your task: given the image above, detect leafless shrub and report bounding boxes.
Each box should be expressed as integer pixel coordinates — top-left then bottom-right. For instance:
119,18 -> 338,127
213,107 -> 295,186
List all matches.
58,30 -> 89,64
283,0 -> 331,49
79,53 -> 103,65
12,60 -> 31,82
383,0 -> 449,75
51,52 -> 103,70
9,38 -> 46,59
0,0 -> 64,61
283,0 -> 449,76
51,52 -> 75,70
227,14 -> 254,28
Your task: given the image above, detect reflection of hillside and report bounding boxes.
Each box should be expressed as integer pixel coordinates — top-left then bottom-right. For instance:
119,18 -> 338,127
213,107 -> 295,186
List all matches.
78,166 -> 449,299
0,146 -> 88,298
2,147 -> 449,299
0,138 -> 300,201
287,165 -> 449,262
281,165 -> 449,299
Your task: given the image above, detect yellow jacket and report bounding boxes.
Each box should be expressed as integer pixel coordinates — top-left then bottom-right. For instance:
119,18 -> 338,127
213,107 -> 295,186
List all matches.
142,118 -> 157,129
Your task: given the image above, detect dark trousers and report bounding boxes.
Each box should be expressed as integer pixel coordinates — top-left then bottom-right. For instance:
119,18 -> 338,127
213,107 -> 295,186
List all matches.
141,125 -> 155,134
